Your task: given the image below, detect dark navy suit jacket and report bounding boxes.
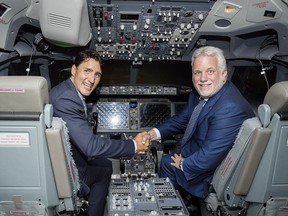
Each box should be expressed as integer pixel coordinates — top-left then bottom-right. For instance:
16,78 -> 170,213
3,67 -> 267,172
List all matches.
49,78 -> 135,167
157,81 -> 255,198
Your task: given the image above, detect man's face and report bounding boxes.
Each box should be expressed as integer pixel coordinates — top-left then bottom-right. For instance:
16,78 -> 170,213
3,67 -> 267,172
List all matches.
71,58 -> 102,96
192,55 -> 227,99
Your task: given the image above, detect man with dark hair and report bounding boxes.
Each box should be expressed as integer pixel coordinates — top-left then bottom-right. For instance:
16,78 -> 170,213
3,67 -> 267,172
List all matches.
50,49 -> 151,215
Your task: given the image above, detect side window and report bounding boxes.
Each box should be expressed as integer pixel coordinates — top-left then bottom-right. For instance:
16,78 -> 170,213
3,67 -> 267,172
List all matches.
231,66 -> 276,110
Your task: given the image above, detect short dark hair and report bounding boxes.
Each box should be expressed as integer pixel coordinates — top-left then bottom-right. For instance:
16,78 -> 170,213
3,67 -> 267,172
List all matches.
74,49 -> 102,67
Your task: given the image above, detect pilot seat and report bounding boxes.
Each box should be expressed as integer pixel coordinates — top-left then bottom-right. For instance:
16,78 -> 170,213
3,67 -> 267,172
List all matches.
0,76 -> 80,216
201,81 -> 288,216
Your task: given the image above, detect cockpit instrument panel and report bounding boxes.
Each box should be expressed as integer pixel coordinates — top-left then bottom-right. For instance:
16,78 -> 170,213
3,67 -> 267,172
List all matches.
87,0 -> 213,62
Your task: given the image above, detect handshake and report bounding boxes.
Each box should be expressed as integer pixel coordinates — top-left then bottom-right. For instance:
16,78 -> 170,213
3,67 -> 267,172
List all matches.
133,129 -> 157,153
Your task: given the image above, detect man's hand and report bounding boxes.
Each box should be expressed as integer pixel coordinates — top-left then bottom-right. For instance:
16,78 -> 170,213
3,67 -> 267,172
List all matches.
137,128 -> 159,145
171,153 -> 184,170
148,129 -> 157,141
133,131 -> 151,153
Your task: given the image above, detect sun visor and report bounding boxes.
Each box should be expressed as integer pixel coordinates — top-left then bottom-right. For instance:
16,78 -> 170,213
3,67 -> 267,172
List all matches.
39,0 -> 92,47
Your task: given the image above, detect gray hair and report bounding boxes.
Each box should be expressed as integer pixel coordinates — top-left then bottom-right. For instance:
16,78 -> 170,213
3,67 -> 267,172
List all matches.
191,46 -> 227,72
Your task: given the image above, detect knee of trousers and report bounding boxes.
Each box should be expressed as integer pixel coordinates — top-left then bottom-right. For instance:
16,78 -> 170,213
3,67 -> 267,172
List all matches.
160,154 -> 173,170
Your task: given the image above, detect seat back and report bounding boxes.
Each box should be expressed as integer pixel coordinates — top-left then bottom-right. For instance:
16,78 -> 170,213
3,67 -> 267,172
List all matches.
211,117 -> 270,200
244,81 -> 288,209
204,81 -> 288,215
0,76 -> 79,215
0,76 -> 58,213
45,117 -> 80,211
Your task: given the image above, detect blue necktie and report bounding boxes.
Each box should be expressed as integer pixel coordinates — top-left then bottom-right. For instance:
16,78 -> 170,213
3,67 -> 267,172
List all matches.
181,99 -> 206,144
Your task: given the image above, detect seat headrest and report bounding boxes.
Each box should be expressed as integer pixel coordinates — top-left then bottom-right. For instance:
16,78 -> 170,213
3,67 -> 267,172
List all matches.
264,81 -> 288,117
0,76 -> 48,112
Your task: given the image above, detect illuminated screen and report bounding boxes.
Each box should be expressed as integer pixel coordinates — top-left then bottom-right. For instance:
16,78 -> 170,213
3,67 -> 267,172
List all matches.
93,102 -> 129,130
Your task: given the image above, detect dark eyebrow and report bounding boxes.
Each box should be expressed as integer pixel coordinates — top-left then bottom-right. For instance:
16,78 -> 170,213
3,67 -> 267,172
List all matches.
84,67 -> 93,72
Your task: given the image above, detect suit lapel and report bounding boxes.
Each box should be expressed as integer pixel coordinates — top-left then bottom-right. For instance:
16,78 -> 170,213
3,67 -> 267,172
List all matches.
198,82 -> 229,121
182,82 -> 229,143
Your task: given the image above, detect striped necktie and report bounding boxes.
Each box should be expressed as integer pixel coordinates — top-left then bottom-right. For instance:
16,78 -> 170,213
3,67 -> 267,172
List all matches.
82,97 -> 87,117
78,94 -> 87,117
181,99 -> 206,144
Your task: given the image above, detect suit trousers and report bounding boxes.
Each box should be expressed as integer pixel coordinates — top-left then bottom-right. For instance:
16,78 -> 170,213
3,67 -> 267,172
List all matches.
78,157 -> 112,216
160,154 -> 181,190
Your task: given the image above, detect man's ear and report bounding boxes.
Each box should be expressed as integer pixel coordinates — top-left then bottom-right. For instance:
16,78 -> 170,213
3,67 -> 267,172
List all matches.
71,64 -> 76,77
222,69 -> 228,82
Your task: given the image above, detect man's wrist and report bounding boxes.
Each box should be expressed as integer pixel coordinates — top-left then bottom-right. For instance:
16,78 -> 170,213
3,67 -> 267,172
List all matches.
132,139 -> 137,153
151,128 -> 161,141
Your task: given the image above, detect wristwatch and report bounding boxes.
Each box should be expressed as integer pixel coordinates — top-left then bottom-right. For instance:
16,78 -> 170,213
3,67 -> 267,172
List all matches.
179,159 -> 184,171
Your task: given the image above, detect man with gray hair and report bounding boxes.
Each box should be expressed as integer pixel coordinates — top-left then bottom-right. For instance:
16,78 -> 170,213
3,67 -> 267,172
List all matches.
148,46 -> 255,210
